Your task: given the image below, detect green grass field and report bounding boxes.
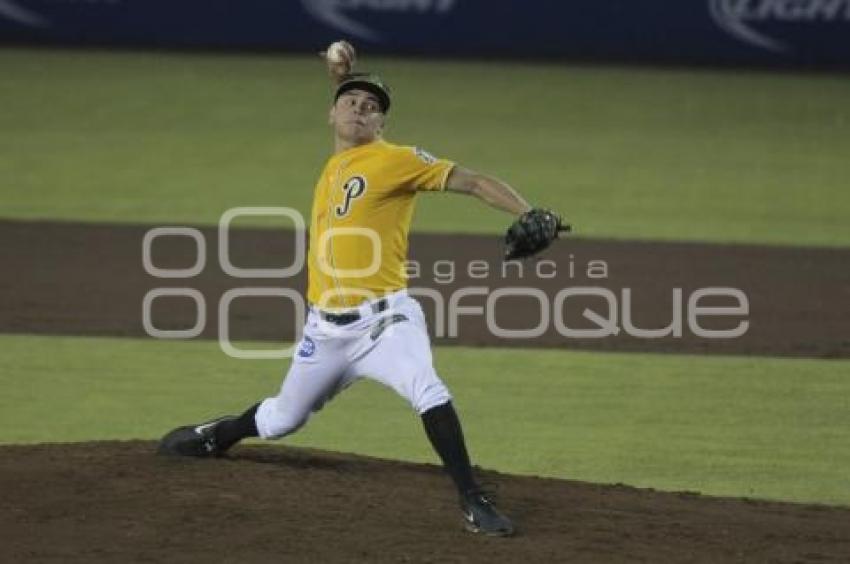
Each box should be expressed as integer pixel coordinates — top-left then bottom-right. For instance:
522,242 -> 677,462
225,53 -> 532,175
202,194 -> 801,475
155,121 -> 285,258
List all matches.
2,334 -> 848,506
1,49 -> 848,507
1,48 -> 849,246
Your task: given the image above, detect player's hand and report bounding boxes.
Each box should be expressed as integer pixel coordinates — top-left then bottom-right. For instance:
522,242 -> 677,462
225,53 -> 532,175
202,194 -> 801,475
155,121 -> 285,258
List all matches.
503,208 -> 570,260
321,40 -> 356,85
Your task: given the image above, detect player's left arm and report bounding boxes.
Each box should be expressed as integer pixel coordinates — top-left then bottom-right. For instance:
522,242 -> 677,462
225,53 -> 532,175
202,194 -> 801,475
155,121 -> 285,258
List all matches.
445,166 -> 532,216
445,165 -> 569,260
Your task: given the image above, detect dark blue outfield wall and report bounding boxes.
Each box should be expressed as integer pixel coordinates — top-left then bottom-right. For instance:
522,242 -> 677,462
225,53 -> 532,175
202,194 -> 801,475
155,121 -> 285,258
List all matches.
1,0 -> 849,67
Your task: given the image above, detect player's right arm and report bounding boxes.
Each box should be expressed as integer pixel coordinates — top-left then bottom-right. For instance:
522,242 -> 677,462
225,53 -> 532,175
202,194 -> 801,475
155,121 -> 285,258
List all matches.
445,166 -> 532,216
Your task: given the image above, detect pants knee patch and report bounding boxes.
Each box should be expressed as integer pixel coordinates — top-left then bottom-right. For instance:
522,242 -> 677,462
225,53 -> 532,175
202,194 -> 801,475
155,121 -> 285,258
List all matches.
256,397 -> 310,440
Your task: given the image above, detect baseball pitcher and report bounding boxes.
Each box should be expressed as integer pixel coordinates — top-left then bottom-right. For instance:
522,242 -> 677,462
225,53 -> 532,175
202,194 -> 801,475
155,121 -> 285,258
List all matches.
159,41 -> 568,537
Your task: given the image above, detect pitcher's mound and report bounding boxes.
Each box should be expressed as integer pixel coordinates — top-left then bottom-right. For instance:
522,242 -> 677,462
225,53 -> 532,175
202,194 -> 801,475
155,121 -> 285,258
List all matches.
1,441 -> 848,563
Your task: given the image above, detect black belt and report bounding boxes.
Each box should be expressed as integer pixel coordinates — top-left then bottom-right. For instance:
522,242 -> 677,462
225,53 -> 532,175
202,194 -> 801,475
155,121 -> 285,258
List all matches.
319,298 -> 389,326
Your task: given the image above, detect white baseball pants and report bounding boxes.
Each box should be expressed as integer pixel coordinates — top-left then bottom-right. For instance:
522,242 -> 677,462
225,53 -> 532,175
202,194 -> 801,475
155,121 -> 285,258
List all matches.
255,290 -> 452,439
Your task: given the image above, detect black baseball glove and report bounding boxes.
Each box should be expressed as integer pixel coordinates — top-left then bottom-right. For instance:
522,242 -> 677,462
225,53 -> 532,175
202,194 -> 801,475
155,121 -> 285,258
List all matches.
504,208 -> 570,260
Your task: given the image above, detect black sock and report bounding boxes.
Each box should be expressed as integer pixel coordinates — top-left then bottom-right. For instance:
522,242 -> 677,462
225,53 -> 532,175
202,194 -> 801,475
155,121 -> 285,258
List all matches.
215,402 -> 260,451
421,401 -> 478,495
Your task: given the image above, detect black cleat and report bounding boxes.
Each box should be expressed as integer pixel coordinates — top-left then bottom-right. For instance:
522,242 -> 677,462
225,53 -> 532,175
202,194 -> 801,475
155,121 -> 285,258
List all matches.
460,489 -> 515,537
157,416 -> 235,458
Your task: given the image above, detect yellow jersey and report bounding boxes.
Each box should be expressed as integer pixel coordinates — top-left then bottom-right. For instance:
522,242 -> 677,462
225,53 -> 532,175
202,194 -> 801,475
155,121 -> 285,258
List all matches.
307,139 -> 455,309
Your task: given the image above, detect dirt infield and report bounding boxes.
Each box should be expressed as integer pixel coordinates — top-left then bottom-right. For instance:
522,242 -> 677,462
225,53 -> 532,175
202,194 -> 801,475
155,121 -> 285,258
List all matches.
3,219 -> 849,562
1,218 -> 848,357
1,441 -> 848,563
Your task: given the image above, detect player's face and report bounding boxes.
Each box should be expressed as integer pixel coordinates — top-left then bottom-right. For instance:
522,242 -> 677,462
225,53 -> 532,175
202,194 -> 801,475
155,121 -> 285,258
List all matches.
330,89 -> 385,144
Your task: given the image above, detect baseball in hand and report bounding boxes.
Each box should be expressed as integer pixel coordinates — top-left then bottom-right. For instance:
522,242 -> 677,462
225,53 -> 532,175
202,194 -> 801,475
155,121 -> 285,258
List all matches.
326,41 -> 355,65
324,40 -> 356,83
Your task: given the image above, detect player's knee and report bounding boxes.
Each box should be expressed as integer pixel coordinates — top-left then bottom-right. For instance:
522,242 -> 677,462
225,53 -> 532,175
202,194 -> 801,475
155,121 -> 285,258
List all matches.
255,397 -> 310,440
267,412 -> 309,440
